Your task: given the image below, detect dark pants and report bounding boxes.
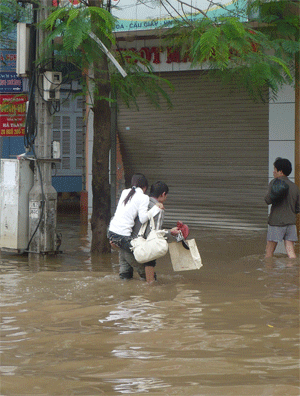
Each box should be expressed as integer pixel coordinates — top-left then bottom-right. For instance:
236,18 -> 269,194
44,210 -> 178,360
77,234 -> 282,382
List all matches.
107,231 -> 132,253
119,249 -> 146,280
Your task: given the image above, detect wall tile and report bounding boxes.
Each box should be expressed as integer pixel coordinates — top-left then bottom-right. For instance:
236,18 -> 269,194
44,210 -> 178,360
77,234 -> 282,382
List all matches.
269,103 -> 295,140
271,84 -> 295,104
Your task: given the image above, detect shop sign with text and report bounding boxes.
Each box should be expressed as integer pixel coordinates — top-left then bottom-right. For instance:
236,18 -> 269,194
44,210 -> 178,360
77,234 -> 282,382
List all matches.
0,94 -> 27,136
0,50 -> 17,73
0,72 -> 23,93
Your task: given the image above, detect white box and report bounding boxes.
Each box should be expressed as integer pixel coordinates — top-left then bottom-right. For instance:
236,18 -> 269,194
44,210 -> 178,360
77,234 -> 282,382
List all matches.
16,23 -> 30,77
0,159 -> 34,251
43,71 -> 62,100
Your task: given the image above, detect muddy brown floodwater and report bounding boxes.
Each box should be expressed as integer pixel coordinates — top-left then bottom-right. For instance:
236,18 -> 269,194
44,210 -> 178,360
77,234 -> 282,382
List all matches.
0,214 -> 299,396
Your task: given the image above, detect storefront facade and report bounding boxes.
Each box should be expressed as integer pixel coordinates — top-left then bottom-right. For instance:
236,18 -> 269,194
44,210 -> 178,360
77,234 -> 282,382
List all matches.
83,29 -> 296,232
114,38 -> 270,230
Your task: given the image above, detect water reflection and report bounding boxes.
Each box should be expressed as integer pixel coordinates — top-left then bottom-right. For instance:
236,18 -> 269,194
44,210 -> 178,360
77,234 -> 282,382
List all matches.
111,346 -> 165,360
106,377 -> 171,394
0,214 -> 299,395
99,296 -> 167,334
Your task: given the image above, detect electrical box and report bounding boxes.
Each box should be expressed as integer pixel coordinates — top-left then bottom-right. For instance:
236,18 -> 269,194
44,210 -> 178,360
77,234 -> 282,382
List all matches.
52,141 -> 61,159
0,159 -> 34,252
43,71 -> 62,101
16,23 -> 30,77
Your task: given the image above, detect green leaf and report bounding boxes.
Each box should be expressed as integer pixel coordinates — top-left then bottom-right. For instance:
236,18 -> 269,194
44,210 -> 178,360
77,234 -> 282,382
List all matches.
268,55 -> 292,80
281,40 -> 300,55
199,27 -> 221,58
66,8 -> 80,27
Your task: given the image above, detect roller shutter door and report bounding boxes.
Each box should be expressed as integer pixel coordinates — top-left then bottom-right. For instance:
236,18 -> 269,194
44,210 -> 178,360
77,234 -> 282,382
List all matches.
117,70 -> 269,230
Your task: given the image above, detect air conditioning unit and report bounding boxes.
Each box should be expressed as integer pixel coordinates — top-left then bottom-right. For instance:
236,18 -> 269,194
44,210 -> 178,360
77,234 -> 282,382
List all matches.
43,71 -> 62,101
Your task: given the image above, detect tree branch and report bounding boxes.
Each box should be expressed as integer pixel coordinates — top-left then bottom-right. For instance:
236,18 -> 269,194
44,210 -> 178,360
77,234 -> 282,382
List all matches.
161,0 -> 192,25
176,0 -> 211,19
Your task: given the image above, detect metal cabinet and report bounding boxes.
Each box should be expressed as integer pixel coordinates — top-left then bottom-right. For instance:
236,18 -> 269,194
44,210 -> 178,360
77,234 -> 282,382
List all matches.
0,159 -> 34,252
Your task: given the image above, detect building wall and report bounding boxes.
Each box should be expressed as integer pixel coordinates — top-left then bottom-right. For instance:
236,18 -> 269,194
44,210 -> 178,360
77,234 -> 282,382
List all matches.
268,84 -> 295,182
268,84 -> 296,253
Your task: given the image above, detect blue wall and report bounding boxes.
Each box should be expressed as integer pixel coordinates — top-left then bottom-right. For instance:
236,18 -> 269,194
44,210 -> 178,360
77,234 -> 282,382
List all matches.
0,137 -> 82,192
0,136 -> 25,158
52,176 -> 82,192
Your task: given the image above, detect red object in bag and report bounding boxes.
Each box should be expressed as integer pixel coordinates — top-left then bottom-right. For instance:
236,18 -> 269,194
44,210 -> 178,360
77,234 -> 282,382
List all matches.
177,221 -> 189,239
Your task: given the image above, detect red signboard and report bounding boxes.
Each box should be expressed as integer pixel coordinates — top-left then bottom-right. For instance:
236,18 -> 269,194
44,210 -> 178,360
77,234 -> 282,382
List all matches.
0,94 -> 27,136
0,115 -> 25,136
52,0 -> 79,6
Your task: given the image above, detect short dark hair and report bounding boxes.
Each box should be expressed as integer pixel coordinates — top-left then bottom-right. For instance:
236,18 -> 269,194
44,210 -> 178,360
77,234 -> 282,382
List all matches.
150,181 -> 169,198
274,157 -> 292,176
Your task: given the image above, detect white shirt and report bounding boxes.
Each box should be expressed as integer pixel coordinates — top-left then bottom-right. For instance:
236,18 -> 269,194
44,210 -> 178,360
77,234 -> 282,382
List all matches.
109,187 -> 160,236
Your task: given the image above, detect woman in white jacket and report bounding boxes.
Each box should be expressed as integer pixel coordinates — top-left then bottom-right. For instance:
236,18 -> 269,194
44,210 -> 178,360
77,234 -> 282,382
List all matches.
108,173 -> 161,254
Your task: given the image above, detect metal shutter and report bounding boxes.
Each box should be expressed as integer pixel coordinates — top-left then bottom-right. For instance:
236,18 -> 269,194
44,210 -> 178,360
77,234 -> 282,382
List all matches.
117,70 -> 269,230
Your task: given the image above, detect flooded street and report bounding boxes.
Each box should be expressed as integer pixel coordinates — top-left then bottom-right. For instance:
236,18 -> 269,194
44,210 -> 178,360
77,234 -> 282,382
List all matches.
1,214 -> 299,396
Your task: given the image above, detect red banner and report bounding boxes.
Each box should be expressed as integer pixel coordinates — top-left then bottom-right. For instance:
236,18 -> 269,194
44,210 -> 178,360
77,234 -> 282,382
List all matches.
0,94 -> 27,136
52,0 -> 79,6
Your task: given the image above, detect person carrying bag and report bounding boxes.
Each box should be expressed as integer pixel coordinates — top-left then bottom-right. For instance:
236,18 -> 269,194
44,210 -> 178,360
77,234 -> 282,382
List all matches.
107,173 -> 162,280
131,214 -> 169,263
131,181 -> 183,283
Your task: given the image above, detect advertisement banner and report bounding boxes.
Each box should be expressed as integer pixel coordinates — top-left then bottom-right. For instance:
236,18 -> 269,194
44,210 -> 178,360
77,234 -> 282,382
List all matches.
0,94 -> 27,136
0,50 -> 17,72
0,72 -> 23,93
112,0 -> 239,32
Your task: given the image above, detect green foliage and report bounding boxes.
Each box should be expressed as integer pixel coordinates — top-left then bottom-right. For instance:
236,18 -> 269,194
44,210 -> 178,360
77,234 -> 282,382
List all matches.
164,0 -> 298,101
281,39 -> 300,55
0,3 -> 13,33
38,3 -> 173,111
248,1 -> 299,42
39,4 -> 116,57
198,27 -> 221,59
111,50 -> 173,110
0,0 -> 32,35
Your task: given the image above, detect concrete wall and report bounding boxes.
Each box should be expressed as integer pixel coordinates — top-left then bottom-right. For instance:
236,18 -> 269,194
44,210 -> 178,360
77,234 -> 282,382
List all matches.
268,84 -> 296,254
268,84 -> 295,182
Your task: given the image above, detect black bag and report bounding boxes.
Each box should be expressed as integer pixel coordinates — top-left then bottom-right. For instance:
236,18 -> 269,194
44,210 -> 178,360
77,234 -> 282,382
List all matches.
270,179 -> 289,203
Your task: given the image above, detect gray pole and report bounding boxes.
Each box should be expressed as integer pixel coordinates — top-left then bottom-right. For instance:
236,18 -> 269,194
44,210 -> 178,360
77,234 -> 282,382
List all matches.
110,89 -> 117,217
295,16 -> 300,242
28,0 -> 57,253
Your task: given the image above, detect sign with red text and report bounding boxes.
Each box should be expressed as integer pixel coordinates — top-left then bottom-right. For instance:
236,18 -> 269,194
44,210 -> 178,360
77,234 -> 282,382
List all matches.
0,50 -> 17,72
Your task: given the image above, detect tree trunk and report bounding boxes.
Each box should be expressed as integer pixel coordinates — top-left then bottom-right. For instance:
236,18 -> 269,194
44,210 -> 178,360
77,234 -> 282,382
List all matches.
91,56 -> 111,253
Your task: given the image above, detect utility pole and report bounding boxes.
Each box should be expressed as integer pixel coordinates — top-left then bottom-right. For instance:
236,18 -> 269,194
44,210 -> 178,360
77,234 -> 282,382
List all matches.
295,30 -> 300,243
28,0 -> 58,253
293,2 -> 300,244
110,88 -> 117,217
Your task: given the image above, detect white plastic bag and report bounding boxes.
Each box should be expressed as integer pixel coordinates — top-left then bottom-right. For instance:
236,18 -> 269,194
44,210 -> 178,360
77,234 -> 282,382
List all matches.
168,239 -> 202,271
